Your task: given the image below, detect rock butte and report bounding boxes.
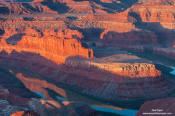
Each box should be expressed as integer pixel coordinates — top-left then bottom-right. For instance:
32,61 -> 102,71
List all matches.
0,28 -> 93,64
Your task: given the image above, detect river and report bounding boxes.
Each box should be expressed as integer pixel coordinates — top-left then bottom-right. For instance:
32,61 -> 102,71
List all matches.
169,66 -> 175,75
34,91 -> 138,116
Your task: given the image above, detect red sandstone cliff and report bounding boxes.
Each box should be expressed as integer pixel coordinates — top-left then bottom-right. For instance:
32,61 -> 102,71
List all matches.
0,28 -> 93,64
11,111 -> 40,116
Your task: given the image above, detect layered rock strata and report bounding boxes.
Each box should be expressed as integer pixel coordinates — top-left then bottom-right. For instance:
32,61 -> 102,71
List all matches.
0,28 -> 93,64
0,51 -> 175,109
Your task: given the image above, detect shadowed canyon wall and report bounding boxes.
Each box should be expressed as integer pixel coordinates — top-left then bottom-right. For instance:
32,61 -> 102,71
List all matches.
0,50 -> 175,109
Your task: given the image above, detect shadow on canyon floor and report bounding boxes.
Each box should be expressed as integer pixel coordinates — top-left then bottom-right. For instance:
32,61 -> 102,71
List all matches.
126,50 -> 175,66
6,33 -> 25,45
22,3 -> 40,12
0,28 -> 5,40
0,50 -> 175,110
128,11 -> 175,47
73,0 -> 138,13
0,64 -> 38,98
71,27 -> 104,42
0,66 -> 39,107
41,0 -> 70,14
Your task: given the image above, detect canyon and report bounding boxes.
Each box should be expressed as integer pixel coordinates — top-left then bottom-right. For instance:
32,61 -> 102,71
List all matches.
0,0 -> 175,116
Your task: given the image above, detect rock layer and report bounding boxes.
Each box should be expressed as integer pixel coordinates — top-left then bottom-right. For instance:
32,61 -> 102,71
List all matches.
0,51 -> 175,109
11,111 -> 40,116
0,28 -> 93,64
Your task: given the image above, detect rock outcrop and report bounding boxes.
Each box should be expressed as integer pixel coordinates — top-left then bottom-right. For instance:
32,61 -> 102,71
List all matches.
11,111 -> 40,116
0,28 -> 93,64
91,63 -> 161,78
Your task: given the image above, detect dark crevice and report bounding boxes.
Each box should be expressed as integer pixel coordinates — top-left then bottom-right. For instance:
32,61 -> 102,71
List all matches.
128,11 -> 175,47
22,3 -> 40,12
73,0 -> 138,13
6,33 -> 25,45
0,7 -> 10,15
41,1 -> 70,14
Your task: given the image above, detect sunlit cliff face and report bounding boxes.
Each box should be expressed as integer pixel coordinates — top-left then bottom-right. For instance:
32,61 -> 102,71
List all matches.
0,28 -> 93,64
11,111 -> 39,116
